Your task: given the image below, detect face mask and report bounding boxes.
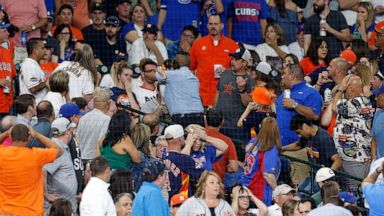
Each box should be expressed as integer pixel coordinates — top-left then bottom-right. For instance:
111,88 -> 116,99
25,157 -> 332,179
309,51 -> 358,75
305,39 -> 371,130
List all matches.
314,3 -> 325,14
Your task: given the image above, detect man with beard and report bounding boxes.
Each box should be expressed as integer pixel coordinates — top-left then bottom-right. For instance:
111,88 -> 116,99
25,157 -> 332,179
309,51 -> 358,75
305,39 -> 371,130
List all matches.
190,14 -> 238,108
304,0 -> 350,59
92,16 -> 126,68
82,3 -> 106,49
129,24 -> 168,66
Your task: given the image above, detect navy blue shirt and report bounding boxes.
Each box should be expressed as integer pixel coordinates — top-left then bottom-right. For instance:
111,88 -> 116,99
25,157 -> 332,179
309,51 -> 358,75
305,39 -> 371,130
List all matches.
92,37 -> 126,68
276,81 -> 323,146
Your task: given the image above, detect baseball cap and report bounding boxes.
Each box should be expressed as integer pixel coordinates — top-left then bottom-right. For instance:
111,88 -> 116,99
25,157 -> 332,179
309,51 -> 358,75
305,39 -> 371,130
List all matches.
272,184 -> 295,198
315,167 -> 335,183
372,84 -> 384,95
297,7 -> 304,13
252,87 -> 272,106
164,124 -> 184,140
375,70 -> 384,80
142,24 -> 158,34
0,22 -> 10,29
170,193 -> 188,207
143,158 -> 165,179
90,2 -> 105,12
106,16 -> 120,27
52,117 -> 71,135
256,61 -> 272,75
338,192 -> 357,204
297,23 -> 304,33
229,46 -> 252,65
59,103 -> 84,119
340,50 -> 357,65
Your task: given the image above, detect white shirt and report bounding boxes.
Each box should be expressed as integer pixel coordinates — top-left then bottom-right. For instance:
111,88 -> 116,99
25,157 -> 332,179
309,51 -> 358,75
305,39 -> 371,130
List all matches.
54,61 -> 95,100
99,74 -> 115,88
132,85 -> 158,108
80,177 -> 116,216
373,0 -> 384,23
341,10 -> 357,27
43,91 -> 66,118
255,43 -> 290,67
128,38 -> 168,66
288,41 -> 304,61
251,203 -> 282,216
19,57 -> 48,104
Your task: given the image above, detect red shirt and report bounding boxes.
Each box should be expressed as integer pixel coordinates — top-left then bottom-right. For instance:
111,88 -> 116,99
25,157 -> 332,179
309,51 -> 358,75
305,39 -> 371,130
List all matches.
0,46 -> 16,113
300,57 -> 327,76
190,35 -> 238,106
206,127 -> 238,181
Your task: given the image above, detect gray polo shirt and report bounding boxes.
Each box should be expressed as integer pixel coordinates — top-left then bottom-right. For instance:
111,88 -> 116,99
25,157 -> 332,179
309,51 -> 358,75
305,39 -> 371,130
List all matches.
44,138 -> 78,212
77,108 -> 111,160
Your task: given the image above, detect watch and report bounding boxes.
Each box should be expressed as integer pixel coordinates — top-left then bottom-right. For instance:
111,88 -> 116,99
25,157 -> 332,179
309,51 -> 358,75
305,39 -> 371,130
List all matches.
292,102 -> 298,109
239,89 -> 246,94
31,25 -> 36,30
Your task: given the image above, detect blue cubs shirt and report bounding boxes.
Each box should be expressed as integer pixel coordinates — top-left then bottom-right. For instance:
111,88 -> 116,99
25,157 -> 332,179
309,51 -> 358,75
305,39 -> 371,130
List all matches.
229,0 -> 269,46
239,138 -> 280,206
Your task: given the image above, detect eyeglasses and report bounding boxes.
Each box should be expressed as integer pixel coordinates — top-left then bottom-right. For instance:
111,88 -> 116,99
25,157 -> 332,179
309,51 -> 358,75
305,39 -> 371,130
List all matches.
238,195 -> 251,199
182,33 -> 195,39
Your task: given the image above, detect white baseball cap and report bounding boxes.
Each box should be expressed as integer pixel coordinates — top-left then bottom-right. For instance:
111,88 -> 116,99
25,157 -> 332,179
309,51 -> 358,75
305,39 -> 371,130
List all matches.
272,184 -> 296,198
51,117 -> 72,135
315,167 -> 335,183
256,61 -> 272,75
164,124 -> 184,140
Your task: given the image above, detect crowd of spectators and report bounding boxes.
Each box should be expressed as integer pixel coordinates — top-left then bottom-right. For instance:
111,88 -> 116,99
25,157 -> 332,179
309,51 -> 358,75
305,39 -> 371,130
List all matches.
1,0 -> 384,215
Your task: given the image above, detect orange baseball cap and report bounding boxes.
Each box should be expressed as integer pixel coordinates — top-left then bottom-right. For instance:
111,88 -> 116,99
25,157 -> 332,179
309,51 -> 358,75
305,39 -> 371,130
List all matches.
252,87 -> 272,106
340,50 -> 357,65
170,193 -> 188,207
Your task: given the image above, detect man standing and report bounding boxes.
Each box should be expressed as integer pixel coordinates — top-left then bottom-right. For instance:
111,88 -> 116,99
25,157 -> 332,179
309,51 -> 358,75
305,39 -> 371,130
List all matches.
332,76 -> 373,190
215,46 -> 254,143
205,109 -> 238,184
93,16 -> 126,68
82,3 -> 106,49
156,54 -> 204,127
304,0 -> 350,59
19,38 -> 48,104
362,161 -> 384,216
77,87 -> 111,164
132,159 -> 170,215
190,14 -> 238,107
129,24 -> 168,66
29,100 -> 55,148
163,124 -> 203,198
0,124 -> 63,215
0,23 -> 16,119
0,0 -> 48,64
44,117 -> 77,213
80,156 -> 116,216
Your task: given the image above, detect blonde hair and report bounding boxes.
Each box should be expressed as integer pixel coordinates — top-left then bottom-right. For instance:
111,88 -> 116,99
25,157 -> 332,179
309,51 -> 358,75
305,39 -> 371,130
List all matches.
282,199 -> 299,216
194,171 -> 225,199
356,2 -> 374,31
74,43 -> 98,86
111,62 -> 131,87
354,63 -> 373,86
131,123 -> 151,156
185,124 -> 207,152
93,87 -> 112,103
49,70 -> 69,93
248,117 -> 282,153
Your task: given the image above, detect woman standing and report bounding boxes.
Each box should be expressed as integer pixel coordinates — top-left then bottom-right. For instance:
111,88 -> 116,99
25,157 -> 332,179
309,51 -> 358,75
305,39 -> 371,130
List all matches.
239,117 -> 282,206
176,171 -> 234,216
351,2 -> 375,42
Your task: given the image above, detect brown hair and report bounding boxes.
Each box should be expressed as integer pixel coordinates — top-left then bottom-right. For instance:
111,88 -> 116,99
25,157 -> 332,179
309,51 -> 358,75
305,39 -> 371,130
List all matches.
356,2 -> 374,31
194,171 -> 225,199
131,123 -> 152,156
248,117 -> 282,153
282,199 -> 299,216
265,23 -> 286,46
11,124 -> 29,142
321,181 -> 340,204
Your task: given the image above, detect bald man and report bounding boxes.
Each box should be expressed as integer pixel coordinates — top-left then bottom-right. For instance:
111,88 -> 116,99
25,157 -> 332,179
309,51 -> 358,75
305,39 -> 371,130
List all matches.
332,75 -> 374,191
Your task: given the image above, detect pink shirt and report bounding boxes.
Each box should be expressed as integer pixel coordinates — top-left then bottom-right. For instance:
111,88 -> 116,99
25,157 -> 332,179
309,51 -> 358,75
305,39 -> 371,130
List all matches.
2,137 -> 12,147
0,0 -> 47,47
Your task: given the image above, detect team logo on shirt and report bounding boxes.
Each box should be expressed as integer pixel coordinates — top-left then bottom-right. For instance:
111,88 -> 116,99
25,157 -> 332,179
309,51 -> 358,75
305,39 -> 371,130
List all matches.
234,2 -> 261,22
244,154 -> 255,175
178,0 -> 191,4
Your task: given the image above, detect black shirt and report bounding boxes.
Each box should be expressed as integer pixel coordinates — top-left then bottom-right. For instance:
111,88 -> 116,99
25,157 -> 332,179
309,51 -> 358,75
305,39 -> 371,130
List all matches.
92,37 -> 127,67
82,25 -> 106,49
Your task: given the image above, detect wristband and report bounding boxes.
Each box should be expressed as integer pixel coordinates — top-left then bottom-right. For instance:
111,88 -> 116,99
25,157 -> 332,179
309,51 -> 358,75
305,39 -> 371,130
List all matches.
292,102 -> 298,109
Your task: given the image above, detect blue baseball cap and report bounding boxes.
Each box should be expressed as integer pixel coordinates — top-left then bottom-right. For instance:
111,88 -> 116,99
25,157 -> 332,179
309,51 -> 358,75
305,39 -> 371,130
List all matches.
338,192 -> 357,204
59,103 -> 84,119
0,22 -> 10,29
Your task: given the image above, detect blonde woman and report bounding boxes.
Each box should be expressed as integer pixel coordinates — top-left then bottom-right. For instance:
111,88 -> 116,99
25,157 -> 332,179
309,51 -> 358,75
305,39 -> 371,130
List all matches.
176,171 -> 234,216
351,2 -> 375,42
239,117 -> 281,206
353,63 -> 373,96
43,70 -> 69,118
181,124 -> 228,170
